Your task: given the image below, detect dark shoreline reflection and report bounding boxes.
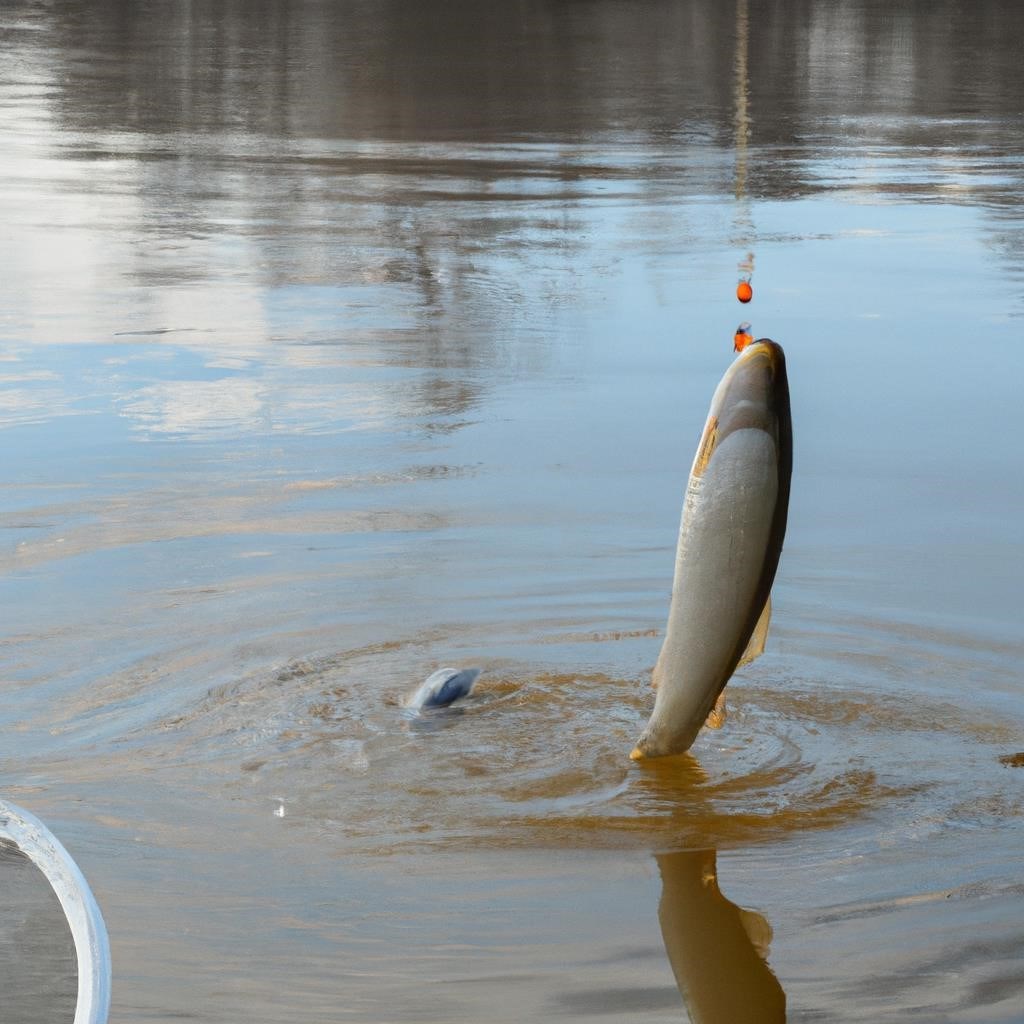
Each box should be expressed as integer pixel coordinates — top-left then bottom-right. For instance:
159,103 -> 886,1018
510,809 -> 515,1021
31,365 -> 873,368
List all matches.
22,0 -> 1024,146
657,849 -> 786,1024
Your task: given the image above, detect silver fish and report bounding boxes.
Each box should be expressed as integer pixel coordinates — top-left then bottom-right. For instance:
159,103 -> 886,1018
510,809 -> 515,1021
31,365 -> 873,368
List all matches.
403,667 -> 481,711
632,339 -> 792,760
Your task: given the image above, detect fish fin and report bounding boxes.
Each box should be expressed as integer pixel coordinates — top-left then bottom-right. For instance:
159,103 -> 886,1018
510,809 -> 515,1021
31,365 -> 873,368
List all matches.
705,690 -> 727,729
691,415 -> 719,477
737,595 -> 771,669
738,907 -> 774,960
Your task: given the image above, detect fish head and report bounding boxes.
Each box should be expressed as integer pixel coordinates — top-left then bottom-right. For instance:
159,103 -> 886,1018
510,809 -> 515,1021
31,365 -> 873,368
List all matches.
713,339 -> 789,446
693,338 -> 791,483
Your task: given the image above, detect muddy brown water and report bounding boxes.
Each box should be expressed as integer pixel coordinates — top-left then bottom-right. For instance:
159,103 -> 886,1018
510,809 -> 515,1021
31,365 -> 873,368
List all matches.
2,1 -> 1024,1021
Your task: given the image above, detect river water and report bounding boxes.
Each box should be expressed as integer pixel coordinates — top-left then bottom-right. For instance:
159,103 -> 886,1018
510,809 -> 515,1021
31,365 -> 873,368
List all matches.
2,1 -> 1024,1021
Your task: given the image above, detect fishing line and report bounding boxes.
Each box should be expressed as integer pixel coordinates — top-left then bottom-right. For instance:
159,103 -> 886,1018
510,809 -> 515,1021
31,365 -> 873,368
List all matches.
733,0 -> 756,351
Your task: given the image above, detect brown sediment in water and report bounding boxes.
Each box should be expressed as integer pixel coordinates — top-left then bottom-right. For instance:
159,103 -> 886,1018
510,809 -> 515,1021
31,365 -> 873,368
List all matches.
111,648 -> 1003,857
537,628 -> 661,645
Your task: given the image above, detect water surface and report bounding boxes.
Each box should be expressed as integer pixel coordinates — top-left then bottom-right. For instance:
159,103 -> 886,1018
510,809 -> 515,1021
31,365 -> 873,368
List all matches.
2,1 -> 1024,1021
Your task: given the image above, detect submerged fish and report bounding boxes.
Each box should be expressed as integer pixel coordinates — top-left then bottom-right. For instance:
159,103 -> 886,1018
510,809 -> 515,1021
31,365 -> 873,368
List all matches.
403,667 -> 481,711
631,339 -> 792,760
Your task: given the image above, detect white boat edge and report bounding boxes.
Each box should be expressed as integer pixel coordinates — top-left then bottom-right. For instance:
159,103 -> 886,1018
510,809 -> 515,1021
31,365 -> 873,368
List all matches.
0,798 -> 111,1024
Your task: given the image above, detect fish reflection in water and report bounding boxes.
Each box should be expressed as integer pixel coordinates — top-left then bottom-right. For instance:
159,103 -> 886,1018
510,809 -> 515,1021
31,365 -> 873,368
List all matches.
658,849 -> 785,1024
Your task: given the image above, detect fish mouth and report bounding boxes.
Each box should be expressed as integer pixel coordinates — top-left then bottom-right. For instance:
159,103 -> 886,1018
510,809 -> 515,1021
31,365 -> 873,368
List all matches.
735,337 -> 783,372
712,338 -> 787,425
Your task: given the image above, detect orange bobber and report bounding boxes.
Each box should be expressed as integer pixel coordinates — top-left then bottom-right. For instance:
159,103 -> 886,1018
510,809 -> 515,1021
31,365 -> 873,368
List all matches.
737,280 -> 753,303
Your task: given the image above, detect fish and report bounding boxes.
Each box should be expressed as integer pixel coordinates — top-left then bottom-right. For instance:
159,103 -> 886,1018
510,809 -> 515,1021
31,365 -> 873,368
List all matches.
403,667 -> 481,711
631,338 -> 792,760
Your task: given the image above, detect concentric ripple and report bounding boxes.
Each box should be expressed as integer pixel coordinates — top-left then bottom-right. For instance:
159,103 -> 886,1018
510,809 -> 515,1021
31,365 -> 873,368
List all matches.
110,626 -> 1022,857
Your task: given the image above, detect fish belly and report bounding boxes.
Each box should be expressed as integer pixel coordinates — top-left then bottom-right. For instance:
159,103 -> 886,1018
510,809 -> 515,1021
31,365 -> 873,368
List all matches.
647,428 -> 778,755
